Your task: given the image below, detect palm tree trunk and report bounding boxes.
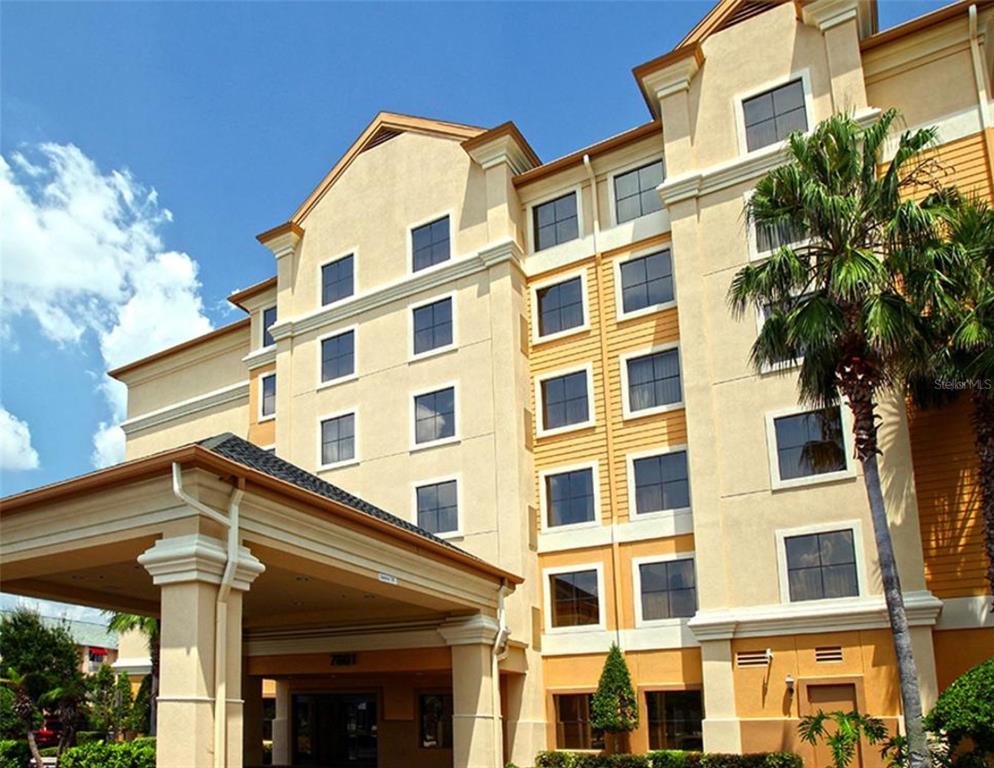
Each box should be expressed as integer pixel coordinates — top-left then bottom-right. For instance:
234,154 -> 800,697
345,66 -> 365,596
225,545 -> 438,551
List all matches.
972,391 -> 994,601
849,393 -> 928,768
26,729 -> 44,768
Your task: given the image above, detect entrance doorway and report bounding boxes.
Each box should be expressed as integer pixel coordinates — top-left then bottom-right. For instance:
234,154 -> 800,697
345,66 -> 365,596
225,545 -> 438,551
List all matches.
806,683 -> 861,768
292,693 -> 378,768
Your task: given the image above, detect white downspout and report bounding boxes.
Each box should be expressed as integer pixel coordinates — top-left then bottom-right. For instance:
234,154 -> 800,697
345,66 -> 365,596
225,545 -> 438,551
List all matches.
491,583 -> 510,768
171,463 -> 244,768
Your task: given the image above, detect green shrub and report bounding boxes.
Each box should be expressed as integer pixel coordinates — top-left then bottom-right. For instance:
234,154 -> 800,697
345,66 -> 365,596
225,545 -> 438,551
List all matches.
648,751 -> 694,768
762,753 -> 802,768
608,756 -> 650,767
131,736 -> 155,748
592,645 -> 639,735
0,740 -> 30,768
536,752 -> 577,768
537,752 -> 799,768
60,740 -> 156,768
925,656 -> 994,755
75,731 -> 104,745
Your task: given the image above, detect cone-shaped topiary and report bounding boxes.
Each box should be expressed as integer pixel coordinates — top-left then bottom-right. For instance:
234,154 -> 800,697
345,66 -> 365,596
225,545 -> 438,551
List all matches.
591,643 -> 639,741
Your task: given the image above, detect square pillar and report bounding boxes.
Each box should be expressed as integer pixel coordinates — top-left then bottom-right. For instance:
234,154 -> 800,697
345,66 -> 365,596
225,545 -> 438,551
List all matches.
242,672 -> 264,767
271,679 -> 292,767
140,533 -> 263,768
700,639 -> 742,753
440,616 -> 500,768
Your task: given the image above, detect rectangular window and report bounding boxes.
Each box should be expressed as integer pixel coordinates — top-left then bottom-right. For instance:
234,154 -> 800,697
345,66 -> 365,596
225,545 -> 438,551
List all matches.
534,193 -> 579,251
633,450 -> 689,515
536,276 -> 585,337
322,254 -> 354,306
549,569 -> 599,628
540,371 -> 590,431
614,160 -> 665,224
320,330 -> 355,382
419,693 -> 453,749
414,387 -> 455,445
554,694 -> 604,751
262,306 -> 277,348
646,690 -> 704,751
412,216 -> 450,272
785,529 -> 858,601
626,349 -> 681,413
545,468 -> 595,528
620,250 -> 674,315
320,413 -> 355,466
756,218 -> 808,255
743,79 -> 807,152
416,479 -> 458,535
260,373 -> 276,418
639,558 -> 697,620
413,297 -> 453,356
773,407 -> 846,481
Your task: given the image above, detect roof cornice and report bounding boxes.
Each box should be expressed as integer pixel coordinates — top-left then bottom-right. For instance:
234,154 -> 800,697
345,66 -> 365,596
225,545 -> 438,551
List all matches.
632,44 -> 705,117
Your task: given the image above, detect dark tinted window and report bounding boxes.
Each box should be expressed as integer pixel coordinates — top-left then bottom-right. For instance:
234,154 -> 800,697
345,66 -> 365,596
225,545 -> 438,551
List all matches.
743,79 -> 807,151
321,330 -> 355,382
546,468 -> 595,527
262,306 -> 278,347
412,217 -> 450,272
322,255 -> 354,306
640,558 -> 697,620
785,529 -> 858,601
320,413 -> 355,466
633,451 -> 689,514
261,374 -> 276,417
534,193 -> 579,251
756,218 -> 808,254
416,480 -> 458,534
414,387 -> 455,444
541,371 -> 589,431
413,298 -> 453,355
550,570 -> 599,627
554,694 -> 604,751
537,276 -> 584,337
774,407 -> 846,480
614,160 -> 665,223
627,349 -> 681,412
647,690 -> 703,751
620,250 -> 674,314
419,694 -> 453,749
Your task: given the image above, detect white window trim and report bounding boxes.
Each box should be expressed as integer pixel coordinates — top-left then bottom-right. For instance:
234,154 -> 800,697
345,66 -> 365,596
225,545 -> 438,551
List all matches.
539,460 -> 602,534
409,381 -> 460,452
631,551 -> 697,628
408,291 -> 458,362
411,473 -> 463,540
258,372 -> 276,422
316,408 -> 360,471
534,363 -> 596,438
774,519 -> 867,605
619,342 -> 684,420
315,324 -> 359,390
613,245 -> 678,322
408,209 -> 455,276
317,248 -> 359,308
765,402 -> 857,490
625,444 -> 692,520
734,68 -> 815,158
543,561 -> 607,634
743,189 -> 814,263
259,304 -> 278,351
606,155 -> 666,229
530,267 -> 591,345
526,185 -> 585,255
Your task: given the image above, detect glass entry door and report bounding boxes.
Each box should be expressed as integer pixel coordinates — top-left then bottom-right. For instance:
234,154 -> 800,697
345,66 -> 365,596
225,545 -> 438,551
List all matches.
292,693 -> 378,768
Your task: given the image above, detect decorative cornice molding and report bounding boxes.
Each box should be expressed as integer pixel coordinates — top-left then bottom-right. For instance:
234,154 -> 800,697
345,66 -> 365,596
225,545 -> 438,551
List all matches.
463,127 -> 538,176
801,0 -> 861,31
138,534 -> 264,590
242,346 -> 277,371
120,381 -> 249,436
437,614 -> 499,646
688,590 -> 943,641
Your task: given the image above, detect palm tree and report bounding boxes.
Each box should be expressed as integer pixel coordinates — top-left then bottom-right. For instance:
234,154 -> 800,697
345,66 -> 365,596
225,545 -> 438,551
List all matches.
1,669 -> 45,768
728,108 -> 943,768
905,191 -> 994,600
106,613 -> 160,737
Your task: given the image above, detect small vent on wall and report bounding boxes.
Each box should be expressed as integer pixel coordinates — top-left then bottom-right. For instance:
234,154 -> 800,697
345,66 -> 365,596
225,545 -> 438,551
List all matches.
736,650 -> 771,667
816,646 -> 844,663
361,128 -> 401,153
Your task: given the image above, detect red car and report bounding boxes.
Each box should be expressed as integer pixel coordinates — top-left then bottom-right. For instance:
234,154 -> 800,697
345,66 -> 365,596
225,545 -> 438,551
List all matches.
33,719 -> 62,748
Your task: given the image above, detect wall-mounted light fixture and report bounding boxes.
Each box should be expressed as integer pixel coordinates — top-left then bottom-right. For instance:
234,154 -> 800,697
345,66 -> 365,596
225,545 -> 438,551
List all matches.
785,674 -> 795,695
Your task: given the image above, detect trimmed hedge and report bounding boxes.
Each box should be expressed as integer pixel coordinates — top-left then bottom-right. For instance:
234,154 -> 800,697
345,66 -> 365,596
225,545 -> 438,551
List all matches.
60,740 -> 155,768
0,740 -> 30,768
535,751 -> 803,768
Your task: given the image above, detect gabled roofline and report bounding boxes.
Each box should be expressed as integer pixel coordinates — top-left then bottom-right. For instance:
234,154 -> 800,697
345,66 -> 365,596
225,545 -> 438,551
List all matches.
281,112 -> 486,230
107,318 -> 250,381
0,443 -> 523,586
228,276 -> 277,310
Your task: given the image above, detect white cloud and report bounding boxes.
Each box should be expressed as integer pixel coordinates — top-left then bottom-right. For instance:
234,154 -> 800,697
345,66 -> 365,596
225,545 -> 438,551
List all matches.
0,406 -> 40,471
0,144 -> 214,468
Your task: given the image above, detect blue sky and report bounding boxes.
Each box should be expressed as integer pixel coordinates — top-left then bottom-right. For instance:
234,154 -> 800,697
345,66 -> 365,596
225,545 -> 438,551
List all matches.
0,0 -> 948,501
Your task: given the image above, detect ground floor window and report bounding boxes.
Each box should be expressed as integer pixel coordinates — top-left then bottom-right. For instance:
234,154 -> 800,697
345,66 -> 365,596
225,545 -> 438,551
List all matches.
646,690 -> 704,750
419,693 -> 453,749
554,693 -> 604,750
